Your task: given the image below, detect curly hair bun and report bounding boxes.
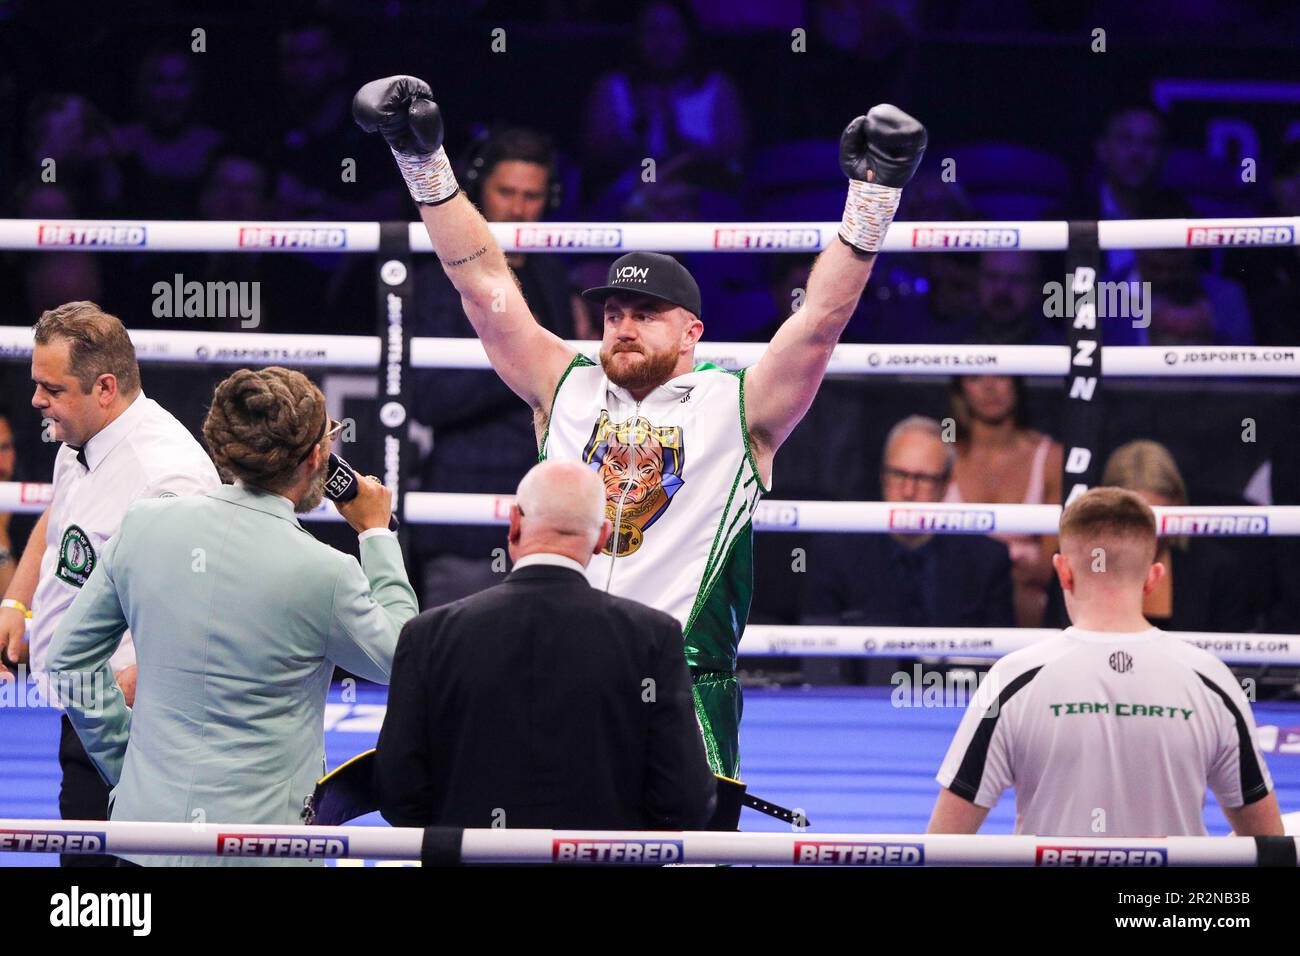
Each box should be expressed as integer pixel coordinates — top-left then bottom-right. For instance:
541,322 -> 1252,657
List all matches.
203,366 -> 325,488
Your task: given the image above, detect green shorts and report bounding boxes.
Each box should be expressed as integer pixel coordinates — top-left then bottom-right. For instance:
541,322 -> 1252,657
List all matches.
690,669 -> 742,779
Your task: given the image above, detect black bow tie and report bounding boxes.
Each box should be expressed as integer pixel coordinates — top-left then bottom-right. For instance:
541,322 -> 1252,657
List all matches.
70,445 -> 88,470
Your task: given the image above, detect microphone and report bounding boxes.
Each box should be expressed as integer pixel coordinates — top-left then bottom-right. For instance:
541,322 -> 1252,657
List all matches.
323,453 -> 399,531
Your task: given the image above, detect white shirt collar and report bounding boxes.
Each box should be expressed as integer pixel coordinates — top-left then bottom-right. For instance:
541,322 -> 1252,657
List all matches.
512,552 -> 587,575
1064,626 -> 1161,643
77,391 -> 148,472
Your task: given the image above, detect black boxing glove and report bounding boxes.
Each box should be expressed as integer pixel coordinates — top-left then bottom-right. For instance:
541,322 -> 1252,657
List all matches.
840,105 -> 927,188
352,75 -> 459,206
837,104 -> 927,254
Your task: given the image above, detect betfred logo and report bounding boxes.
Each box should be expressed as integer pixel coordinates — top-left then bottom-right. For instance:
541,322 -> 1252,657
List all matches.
714,228 -> 820,250
1187,225 -> 1294,247
793,841 -> 924,865
889,508 -> 995,533
515,227 -> 622,248
0,829 -> 106,853
237,227 -> 347,249
20,482 -> 55,505
912,228 -> 1019,249
552,839 -> 683,863
1036,846 -> 1168,867
1160,513 -> 1268,535
217,834 -> 348,858
38,224 -> 146,247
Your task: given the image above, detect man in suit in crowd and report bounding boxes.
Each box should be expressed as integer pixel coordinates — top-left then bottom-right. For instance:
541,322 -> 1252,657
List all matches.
801,415 -> 1014,681
49,367 -> 418,865
375,459 -> 716,831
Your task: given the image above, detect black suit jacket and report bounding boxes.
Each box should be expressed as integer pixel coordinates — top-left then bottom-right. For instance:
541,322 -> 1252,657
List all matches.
374,563 -> 716,830
800,533 -> 1015,627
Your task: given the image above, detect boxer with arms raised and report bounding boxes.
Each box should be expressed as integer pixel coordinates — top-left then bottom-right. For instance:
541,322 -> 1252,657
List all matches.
354,75 -> 925,777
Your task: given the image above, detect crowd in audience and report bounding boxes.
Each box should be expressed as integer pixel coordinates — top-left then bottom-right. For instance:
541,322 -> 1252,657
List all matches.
5,5 -> 1300,343
798,416 -> 1291,639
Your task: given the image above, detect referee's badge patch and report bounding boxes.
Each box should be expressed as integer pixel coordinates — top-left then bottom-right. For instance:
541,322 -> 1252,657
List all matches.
55,525 -> 96,588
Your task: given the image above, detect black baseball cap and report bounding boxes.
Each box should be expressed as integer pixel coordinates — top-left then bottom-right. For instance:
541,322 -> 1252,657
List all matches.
581,252 -> 701,319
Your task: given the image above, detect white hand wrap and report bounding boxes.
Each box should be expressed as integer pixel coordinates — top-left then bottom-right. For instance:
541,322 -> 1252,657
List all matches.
838,179 -> 902,254
391,145 -> 459,206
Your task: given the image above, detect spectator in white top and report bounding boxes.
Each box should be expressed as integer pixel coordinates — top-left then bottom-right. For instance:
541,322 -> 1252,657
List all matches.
928,486 -> 1283,837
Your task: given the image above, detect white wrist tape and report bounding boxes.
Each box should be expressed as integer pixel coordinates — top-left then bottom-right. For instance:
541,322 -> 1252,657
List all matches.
839,179 -> 902,253
391,145 -> 459,205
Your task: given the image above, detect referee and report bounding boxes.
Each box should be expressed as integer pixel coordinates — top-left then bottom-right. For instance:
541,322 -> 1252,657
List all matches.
928,487 -> 1283,837
0,302 -> 219,866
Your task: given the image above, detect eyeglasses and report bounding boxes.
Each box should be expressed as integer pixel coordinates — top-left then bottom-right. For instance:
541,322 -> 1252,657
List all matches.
297,418 -> 343,465
881,466 -> 949,489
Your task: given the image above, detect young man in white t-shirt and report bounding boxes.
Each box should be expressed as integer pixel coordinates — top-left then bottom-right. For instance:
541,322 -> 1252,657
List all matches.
928,486 -> 1283,837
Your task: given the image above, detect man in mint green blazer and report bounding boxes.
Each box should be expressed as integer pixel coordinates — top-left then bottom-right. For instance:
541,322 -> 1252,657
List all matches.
48,367 -> 418,866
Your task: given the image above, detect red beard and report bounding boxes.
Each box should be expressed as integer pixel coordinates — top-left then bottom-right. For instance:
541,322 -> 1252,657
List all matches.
599,345 -> 680,390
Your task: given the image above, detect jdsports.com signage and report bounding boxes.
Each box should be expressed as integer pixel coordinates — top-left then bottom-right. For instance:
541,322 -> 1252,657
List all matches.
375,224 -> 412,525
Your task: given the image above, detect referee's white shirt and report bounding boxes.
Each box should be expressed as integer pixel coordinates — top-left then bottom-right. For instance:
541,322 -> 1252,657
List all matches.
936,626 -> 1273,836
30,392 -> 219,704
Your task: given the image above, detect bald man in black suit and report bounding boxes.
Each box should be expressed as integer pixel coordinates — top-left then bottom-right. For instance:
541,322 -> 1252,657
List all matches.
375,459 -> 716,830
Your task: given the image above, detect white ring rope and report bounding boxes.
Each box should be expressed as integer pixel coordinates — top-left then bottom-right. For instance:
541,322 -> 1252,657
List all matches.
740,625 -> 1300,665
1,327 -> 1297,377
0,818 -> 1286,865
2,216 -> 1296,254
3,483 -> 1297,535
2,483 -> 1296,664
5,219 -> 1296,669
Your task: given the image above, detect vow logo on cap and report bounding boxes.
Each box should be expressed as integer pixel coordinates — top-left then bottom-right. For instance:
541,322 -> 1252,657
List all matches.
615,266 -> 649,282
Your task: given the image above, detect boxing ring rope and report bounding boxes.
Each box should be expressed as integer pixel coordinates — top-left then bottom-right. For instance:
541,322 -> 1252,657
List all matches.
3,218 -> 1297,864
4,213 -> 1299,381
0,818 -> 1293,865
2,215 -> 1296,253
739,625 -> 1300,665
3,217 -> 1297,668
2,481 -> 1298,533
2,478 -> 1296,664
2,326 -> 1298,376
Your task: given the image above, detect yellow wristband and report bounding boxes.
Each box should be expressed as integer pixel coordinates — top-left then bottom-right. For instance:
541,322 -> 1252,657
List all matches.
1,599 -> 32,619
